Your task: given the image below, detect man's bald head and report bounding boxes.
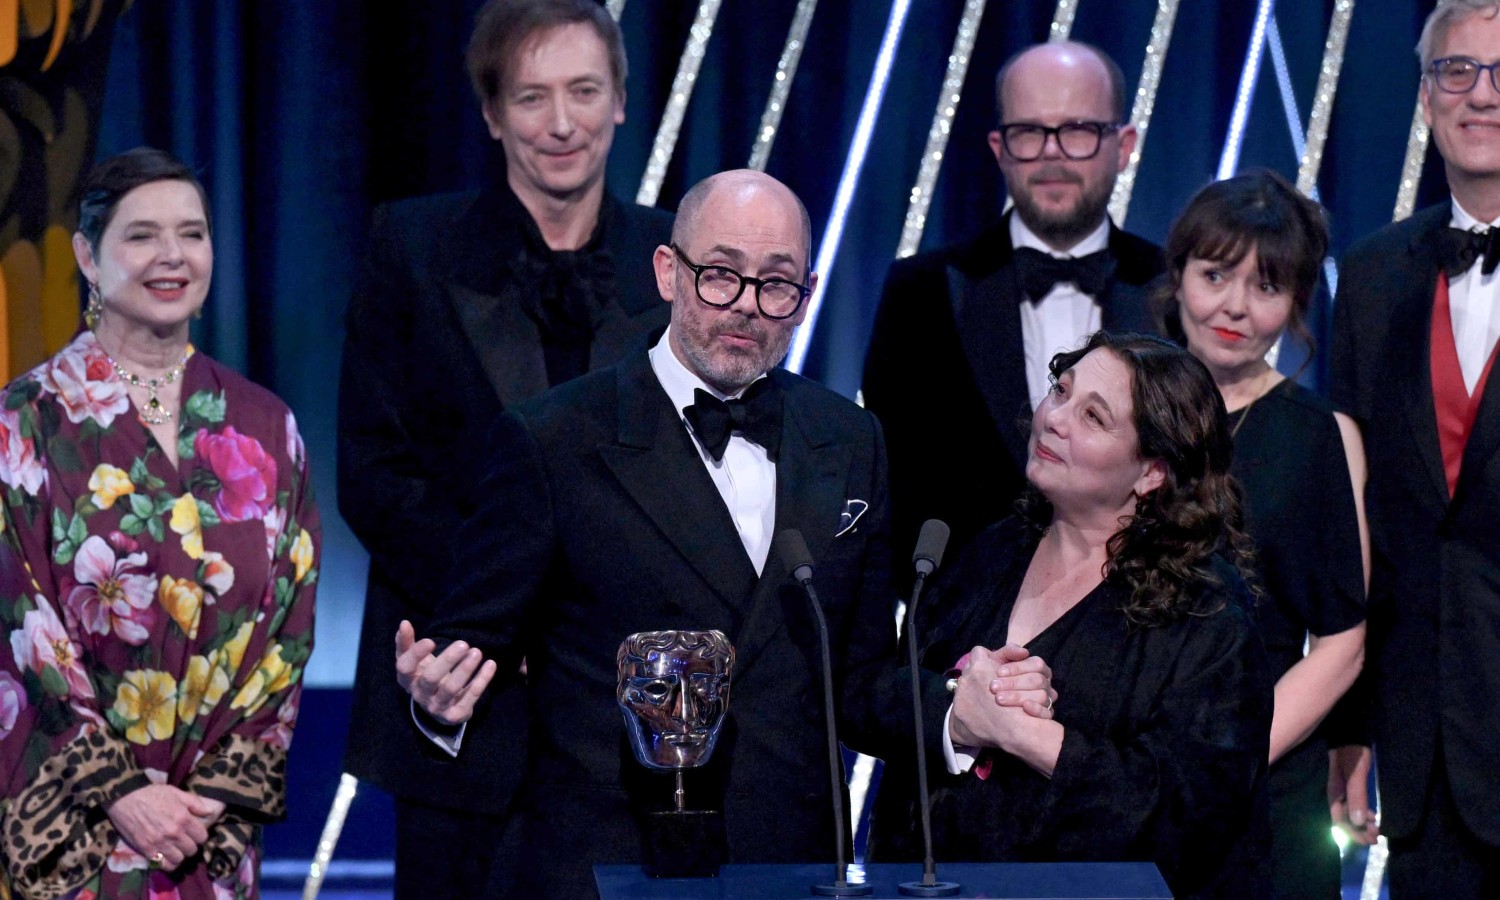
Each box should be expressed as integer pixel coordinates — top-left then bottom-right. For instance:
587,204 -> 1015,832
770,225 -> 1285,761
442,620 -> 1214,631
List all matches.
654,170 -> 817,394
994,41 -> 1126,125
672,170 -> 813,274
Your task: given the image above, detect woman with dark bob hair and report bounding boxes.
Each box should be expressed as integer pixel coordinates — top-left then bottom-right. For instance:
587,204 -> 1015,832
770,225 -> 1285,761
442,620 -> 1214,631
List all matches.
0,148 -> 319,898
850,331 -> 1273,899
1157,169 -> 1368,898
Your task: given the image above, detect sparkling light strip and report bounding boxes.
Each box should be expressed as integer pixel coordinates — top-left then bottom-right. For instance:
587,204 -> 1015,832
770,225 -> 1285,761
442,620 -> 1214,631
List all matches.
1298,0 -> 1353,196
1050,0 -> 1080,41
895,0 -> 989,258
848,752 -> 878,844
1394,93 -> 1429,221
302,773 -> 359,900
1109,0 -> 1182,224
606,0 -> 626,20
787,0 -> 913,373
749,0 -> 821,171
635,0 -> 724,207
1216,0 -> 1274,182
1361,835 -> 1389,900
1267,16 -> 1307,163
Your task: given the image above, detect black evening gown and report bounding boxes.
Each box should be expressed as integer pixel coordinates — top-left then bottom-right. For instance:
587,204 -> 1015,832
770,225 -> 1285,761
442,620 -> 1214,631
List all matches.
1229,380 -> 1366,900
851,518 -> 1275,900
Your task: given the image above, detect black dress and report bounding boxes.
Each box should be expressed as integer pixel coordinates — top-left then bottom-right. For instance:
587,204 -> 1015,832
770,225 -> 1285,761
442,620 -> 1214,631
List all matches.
1229,380 -> 1366,899
849,518 -> 1274,900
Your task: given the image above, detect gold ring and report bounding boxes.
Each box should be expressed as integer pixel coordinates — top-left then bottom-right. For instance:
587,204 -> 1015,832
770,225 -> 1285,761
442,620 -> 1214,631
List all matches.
149,852 -> 165,869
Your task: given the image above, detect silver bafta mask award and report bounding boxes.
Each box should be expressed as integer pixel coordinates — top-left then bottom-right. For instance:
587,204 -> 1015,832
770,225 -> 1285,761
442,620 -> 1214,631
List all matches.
616,630 -> 735,878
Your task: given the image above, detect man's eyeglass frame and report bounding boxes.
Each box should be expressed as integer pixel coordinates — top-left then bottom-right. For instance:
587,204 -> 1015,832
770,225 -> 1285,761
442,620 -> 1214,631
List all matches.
995,121 -> 1122,162
1428,56 -> 1500,95
670,244 -> 811,320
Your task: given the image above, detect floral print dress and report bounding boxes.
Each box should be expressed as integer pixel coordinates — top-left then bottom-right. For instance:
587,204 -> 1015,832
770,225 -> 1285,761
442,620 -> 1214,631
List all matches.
0,331 -> 319,900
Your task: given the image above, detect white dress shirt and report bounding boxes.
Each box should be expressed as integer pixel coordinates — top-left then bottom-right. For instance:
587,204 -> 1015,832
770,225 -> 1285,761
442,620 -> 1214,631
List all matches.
649,328 -> 777,576
1447,200 -> 1500,395
417,330 -> 780,755
1013,215 -> 1111,409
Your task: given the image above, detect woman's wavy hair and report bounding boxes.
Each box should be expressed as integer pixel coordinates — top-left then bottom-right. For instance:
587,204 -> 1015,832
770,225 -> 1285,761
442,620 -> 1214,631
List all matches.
1017,331 -> 1257,626
1151,168 -> 1328,366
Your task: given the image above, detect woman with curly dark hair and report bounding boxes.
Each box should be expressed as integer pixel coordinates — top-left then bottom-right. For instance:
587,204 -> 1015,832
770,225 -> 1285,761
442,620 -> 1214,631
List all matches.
850,331 -> 1273,900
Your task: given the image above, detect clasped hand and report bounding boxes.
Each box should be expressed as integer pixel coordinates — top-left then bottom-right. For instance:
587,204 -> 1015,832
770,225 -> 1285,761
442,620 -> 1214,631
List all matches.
394,620 -> 498,725
106,784 -> 226,872
948,643 -> 1057,751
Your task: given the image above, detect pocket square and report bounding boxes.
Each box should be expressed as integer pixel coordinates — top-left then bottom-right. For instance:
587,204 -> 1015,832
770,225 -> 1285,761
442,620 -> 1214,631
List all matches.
835,499 -> 869,537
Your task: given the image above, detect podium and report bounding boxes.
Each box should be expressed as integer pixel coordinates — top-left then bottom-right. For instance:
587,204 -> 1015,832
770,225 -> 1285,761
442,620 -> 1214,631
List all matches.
595,862 -> 1171,899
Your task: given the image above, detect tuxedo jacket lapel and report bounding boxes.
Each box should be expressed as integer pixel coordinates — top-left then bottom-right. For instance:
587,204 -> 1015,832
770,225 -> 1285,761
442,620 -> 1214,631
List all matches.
1100,222 -> 1161,332
1455,375 -> 1500,514
443,189 -> 668,408
598,355 -> 758,629
732,373 -> 848,676
441,186 -> 550,407
1395,219 -> 1454,508
951,222 -> 1031,472
448,282 -> 550,407
592,199 -> 668,368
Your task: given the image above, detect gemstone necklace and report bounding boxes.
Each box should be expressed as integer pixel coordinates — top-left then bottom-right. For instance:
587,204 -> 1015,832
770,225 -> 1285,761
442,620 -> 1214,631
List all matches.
108,352 -> 188,426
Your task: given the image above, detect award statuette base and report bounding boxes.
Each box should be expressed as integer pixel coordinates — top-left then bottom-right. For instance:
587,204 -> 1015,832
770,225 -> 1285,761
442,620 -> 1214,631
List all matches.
642,810 -> 726,878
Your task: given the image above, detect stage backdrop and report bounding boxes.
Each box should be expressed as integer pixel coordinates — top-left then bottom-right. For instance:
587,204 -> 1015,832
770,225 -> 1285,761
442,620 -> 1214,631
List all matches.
8,0 -> 1452,686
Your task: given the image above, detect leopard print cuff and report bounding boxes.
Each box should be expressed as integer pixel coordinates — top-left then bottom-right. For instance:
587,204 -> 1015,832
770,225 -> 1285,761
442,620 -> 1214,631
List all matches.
1,729 -> 148,899
186,734 -> 288,819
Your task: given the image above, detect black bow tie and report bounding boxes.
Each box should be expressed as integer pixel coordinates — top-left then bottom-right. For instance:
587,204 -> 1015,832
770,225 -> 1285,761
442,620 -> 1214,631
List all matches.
1437,226 -> 1500,278
683,380 -> 782,462
1013,247 -> 1117,301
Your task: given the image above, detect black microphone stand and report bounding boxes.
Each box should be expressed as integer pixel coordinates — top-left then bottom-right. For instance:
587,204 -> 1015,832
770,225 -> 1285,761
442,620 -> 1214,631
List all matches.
778,530 -> 872,898
899,521 -> 958,896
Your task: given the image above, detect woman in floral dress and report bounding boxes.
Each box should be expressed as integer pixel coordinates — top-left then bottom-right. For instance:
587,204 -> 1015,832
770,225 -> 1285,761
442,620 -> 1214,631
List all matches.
0,148 -> 319,899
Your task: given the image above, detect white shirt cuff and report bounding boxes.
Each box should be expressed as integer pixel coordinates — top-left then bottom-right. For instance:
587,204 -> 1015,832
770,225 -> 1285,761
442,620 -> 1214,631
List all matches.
411,697 -> 466,757
943,703 -> 977,774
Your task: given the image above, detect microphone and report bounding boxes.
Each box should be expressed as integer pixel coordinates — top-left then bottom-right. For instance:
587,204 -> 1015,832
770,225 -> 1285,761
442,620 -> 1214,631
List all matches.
775,530 -> 872,898
899,520 -> 958,898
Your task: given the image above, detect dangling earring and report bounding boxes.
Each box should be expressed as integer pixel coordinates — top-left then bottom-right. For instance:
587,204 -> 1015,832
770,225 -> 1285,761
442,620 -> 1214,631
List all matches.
84,282 -> 104,330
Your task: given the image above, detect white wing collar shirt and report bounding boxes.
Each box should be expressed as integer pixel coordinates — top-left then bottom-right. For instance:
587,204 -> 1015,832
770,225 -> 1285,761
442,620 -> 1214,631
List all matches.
1013,213 -> 1111,409
1448,199 -> 1500,395
649,326 -> 777,576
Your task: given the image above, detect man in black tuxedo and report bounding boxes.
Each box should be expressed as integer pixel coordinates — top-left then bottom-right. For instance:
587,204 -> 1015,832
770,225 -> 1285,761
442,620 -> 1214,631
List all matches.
863,41 -> 1162,561
1330,1 -> 1500,894
396,170 -> 894,898
337,2 -> 671,895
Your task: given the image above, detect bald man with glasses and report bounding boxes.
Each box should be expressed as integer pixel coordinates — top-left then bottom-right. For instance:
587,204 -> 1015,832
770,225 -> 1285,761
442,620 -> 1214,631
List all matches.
862,40 -> 1164,574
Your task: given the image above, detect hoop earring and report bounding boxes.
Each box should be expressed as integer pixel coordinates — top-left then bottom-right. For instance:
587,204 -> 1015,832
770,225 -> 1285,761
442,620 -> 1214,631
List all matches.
84,282 -> 103,330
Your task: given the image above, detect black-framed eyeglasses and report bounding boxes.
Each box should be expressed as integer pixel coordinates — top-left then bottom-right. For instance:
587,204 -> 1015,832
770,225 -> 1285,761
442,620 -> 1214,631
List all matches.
670,244 -> 810,320
1428,56 -> 1500,94
997,121 -> 1121,161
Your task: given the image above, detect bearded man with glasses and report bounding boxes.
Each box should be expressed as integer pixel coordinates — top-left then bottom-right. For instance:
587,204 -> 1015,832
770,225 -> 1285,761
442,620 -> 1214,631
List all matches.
1331,1 -> 1500,895
863,41 -> 1163,573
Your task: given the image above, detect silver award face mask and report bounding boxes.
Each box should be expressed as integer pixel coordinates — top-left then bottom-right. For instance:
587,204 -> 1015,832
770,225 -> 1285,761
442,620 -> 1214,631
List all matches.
616,630 -> 735,771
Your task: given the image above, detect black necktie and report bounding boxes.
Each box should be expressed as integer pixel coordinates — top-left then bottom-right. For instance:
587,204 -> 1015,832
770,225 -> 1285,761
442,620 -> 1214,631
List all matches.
683,380 -> 782,462
1013,246 -> 1117,301
1436,226 -> 1500,278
